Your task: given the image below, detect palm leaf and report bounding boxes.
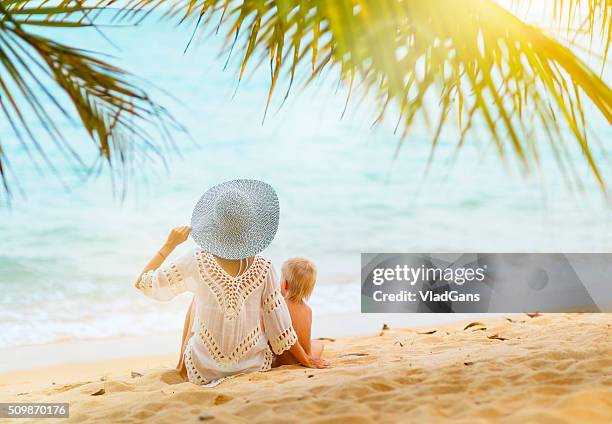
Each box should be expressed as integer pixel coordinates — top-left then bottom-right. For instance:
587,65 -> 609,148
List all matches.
0,1 -> 180,200
512,0 -> 611,66
99,0 -> 612,190
4,0 -> 612,193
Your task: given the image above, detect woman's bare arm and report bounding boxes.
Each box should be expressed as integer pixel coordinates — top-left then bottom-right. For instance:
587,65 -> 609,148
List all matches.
135,226 -> 191,287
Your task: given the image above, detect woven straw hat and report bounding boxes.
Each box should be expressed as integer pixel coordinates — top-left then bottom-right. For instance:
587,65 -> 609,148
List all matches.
190,179 -> 280,259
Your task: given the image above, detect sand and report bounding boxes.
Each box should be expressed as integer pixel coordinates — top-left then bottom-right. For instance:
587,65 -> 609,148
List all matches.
1,313 -> 610,423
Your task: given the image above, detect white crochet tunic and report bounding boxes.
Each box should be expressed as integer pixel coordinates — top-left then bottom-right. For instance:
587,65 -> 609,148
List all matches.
137,250 -> 297,386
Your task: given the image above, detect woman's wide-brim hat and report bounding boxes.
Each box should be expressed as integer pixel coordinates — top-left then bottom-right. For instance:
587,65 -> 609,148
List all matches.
190,179 -> 280,259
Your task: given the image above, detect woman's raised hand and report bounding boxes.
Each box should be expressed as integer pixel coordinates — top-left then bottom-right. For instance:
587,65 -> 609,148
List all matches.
165,226 -> 191,248
135,226 -> 191,289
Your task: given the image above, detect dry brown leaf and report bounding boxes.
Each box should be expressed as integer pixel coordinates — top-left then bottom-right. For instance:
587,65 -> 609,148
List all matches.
91,388 -> 105,396
417,329 -> 438,335
464,322 -> 486,330
487,334 -> 508,341
131,371 -> 143,378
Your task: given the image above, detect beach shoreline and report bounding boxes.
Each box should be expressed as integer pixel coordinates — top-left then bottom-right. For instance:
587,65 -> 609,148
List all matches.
1,313 -> 610,423
0,313 -> 502,374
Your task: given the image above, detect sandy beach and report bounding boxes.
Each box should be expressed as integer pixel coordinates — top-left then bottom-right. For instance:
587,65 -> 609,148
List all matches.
1,313 -> 610,423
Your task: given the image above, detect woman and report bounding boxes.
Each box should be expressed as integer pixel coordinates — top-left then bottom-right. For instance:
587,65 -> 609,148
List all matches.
135,179 -> 327,387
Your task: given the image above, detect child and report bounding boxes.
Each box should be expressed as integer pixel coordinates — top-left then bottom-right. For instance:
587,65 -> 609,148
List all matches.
274,257 -> 324,366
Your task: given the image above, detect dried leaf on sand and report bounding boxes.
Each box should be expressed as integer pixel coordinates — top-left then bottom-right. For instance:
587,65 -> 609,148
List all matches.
464,322 -> 486,330
487,334 -> 509,341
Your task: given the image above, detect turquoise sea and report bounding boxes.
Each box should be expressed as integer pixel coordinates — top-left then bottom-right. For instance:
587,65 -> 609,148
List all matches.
0,18 -> 610,349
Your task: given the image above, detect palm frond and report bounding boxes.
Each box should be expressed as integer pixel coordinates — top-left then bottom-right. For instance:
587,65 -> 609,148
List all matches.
99,0 -> 612,190
0,1 -> 180,200
512,1 -> 611,61
6,0 -> 612,192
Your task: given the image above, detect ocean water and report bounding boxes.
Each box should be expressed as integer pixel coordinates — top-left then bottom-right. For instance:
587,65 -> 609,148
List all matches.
0,18 -> 610,349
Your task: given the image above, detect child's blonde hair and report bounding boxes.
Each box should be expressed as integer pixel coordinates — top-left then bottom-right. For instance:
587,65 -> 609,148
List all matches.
281,257 -> 317,302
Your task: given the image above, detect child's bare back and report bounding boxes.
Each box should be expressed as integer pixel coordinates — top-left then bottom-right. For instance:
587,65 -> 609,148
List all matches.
276,300 -> 323,365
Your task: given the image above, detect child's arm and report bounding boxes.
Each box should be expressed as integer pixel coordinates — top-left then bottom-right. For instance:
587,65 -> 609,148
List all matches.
288,338 -> 327,368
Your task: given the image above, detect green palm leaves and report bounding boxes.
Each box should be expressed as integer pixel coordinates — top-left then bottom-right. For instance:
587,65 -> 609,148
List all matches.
1,0 -> 611,195
0,1 -> 177,198
156,0 -> 610,188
